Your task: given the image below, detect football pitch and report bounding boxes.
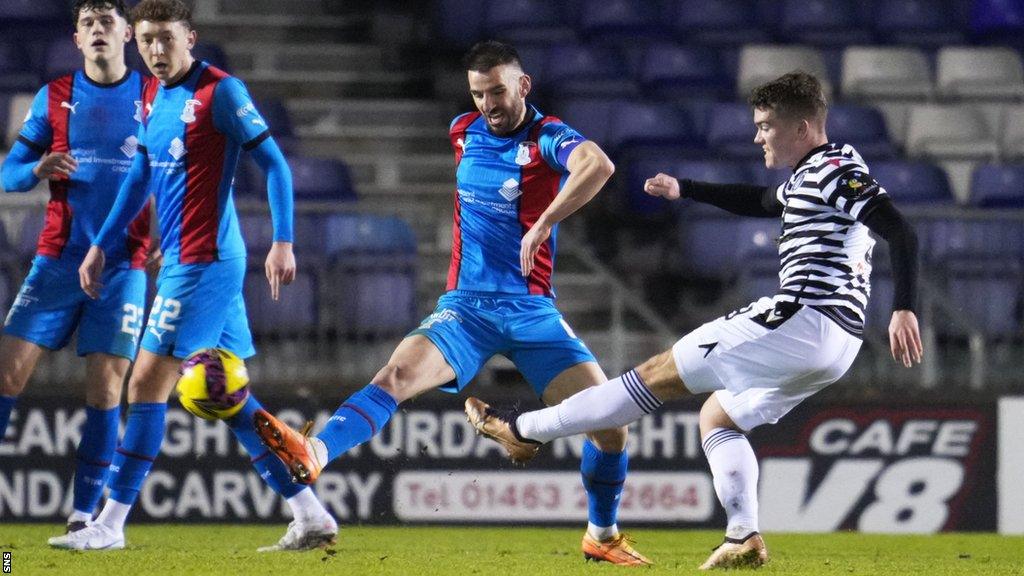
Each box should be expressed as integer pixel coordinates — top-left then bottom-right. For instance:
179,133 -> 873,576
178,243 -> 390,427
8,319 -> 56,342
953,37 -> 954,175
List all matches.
2,525 -> 1021,575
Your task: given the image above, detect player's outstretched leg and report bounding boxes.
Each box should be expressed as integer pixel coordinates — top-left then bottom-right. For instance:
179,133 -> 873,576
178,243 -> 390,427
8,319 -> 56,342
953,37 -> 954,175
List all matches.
464,398 -> 539,462
255,383 -> 398,484
697,396 -> 767,570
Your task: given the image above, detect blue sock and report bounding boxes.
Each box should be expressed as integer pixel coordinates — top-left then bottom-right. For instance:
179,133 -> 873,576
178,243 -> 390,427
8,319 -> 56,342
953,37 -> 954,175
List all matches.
109,403 -> 166,506
581,439 -> 628,530
0,395 -> 17,442
226,393 -> 303,498
73,405 -> 120,515
317,384 -> 398,461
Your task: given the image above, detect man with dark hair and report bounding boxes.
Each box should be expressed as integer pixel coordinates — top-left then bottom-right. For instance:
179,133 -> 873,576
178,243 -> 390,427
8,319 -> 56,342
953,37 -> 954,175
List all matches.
0,0 -> 154,538
253,39 -> 654,566
466,70 -> 923,569
50,0 -> 336,552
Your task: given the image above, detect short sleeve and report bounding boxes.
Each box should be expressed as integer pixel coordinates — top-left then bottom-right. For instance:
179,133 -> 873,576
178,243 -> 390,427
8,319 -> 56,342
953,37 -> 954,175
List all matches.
212,76 -> 270,150
537,121 -> 586,173
17,86 -> 52,152
819,161 -> 888,221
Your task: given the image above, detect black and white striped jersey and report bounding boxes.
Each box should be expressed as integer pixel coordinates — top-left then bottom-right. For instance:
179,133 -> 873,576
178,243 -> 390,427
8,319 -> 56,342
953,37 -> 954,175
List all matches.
771,143 -> 886,331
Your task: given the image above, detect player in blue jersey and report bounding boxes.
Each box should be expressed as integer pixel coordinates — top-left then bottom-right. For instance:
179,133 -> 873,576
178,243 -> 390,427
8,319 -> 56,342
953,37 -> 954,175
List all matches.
0,0 -> 154,537
49,0 -> 335,552
253,41 -> 653,565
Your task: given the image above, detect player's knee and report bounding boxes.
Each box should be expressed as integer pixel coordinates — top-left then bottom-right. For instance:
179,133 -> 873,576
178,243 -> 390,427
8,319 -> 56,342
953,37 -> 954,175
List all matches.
86,382 -> 122,410
371,364 -> 414,403
586,426 -> 628,453
635,350 -> 687,401
699,396 -> 741,437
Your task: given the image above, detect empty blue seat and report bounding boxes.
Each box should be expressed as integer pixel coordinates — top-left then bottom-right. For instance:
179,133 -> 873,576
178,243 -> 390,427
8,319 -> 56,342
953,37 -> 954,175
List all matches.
485,0 -> 574,44
677,215 -> 746,278
873,0 -> 966,46
44,39 -> 80,80
971,0 -> 1024,44
707,103 -> 760,159
608,102 -> 696,153
558,98 -> 617,146
322,214 -> 417,256
192,42 -> 231,72
944,258 -> 1021,336
238,212 -> 322,257
924,218 -> 1024,262
244,269 -> 318,335
827,105 -> 897,160
290,156 -> 357,202
778,0 -> 873,46
435,0 -> 483,47
0,0 -> 63,20
577,0 -> 664,42
969,164 -> 1024,208
334,268 -> 418,335
669,0 -> 768,45
869,161 -> 955,204
546,45 -> 636,99
637,44 -> 733,100
0,41 -> 38,91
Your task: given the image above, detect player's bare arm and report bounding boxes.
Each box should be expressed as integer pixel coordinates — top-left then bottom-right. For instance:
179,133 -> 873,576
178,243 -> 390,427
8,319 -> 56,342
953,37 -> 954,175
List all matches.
520,141 -> 614,276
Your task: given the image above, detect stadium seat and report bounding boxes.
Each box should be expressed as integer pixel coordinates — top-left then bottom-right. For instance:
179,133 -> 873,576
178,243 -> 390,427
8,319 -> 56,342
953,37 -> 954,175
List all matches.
44,39 -> 80,81
0,41 -> 39,92
1001,104 -> 1024,159
256,98 -> 296,144
943,258 -> 1022,336
484,0 -> 574,44
936,47 -> 1024,101
677,214 -> 747,278
904,104 -> 1000,160
237,212 -> 323,258
841,46 -> 933,100
668,0 -> 769,46
577,0 -> 664,43
970,0 -> 1024,45
545,44 -> 636,99
289,156 -> 357,202
0,0 -> 64,21
872,0 -> 966,46
737,45 -> 831,98
607,102 -> 697,154
923,218 -> 1024,262
321,213 -> 417,256
869,161 -> 955,204
435,0 -> 483,47
969,164 -> 1024,208
826,104 -> 898,160
707,103 -> 761,159
244,269 -> 318,336
777,0 -> 873,46
558,99 -> 616,145
636,44 -> 733,100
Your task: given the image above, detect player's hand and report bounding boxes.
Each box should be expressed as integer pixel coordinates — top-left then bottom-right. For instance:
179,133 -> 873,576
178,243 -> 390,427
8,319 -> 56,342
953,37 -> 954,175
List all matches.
643,173 -> 681,200
265,241 -> 296,301
33,152 -> 78,180
889,310 -> 923,368
79,245 -> 106,299
145,246 -> 163,276
520,221 -> 552,277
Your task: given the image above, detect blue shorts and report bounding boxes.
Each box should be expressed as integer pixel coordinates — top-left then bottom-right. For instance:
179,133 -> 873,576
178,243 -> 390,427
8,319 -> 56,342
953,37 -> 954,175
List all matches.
142,258 -> 255,359
409,291 -> 596,396
3,255 -> 146,359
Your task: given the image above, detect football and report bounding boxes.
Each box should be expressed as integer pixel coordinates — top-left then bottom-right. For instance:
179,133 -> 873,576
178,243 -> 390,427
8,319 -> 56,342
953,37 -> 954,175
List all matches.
176,348 -> 250,421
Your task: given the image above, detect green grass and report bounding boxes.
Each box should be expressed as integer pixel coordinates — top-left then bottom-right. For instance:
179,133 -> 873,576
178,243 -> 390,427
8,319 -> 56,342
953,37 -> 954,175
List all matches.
1,525 -> 1022,576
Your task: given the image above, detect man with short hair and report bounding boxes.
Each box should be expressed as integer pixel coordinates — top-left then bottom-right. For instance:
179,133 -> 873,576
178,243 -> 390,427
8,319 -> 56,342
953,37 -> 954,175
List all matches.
466,71 -> 923,570
254,40 -> 653,566
49,0 -> 335,552
0,0 -> 154,537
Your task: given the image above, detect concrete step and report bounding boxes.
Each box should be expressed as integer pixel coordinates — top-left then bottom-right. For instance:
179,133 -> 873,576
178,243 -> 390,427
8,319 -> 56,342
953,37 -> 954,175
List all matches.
287,98 -> 454,130
243,73 -> 431,100
341,153 -> 454,188
224,43 -> 387,74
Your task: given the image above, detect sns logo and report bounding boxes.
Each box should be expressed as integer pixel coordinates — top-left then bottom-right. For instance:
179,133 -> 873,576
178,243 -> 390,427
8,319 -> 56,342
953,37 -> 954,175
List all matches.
180,99 -> 202,123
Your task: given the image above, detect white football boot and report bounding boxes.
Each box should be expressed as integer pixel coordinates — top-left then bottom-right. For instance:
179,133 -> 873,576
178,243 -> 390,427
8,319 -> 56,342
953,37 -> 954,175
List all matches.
47,523 -> 125,550
256,515 -> 338,552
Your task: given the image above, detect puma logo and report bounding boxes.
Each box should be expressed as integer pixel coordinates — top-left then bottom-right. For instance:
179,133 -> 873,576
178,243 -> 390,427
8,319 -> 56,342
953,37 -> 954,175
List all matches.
61,101 -> 80,114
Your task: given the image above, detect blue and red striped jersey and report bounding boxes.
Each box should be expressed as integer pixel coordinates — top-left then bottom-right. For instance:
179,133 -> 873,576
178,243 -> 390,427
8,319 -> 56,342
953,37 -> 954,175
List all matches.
138,61 -> 269,264
17,70 -> 151,268
447,105 -> 585,297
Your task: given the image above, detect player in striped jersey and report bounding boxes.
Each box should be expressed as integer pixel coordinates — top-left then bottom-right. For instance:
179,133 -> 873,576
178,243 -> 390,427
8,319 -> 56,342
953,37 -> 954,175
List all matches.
466,72 -> 923,569
50,0 -> 335,552
0,0 -> 153,536
253,40 -> 652,565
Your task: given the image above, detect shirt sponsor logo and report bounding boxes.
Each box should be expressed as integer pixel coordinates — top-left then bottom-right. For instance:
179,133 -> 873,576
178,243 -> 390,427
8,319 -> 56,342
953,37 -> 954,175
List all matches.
168,137 -> 186,160
499,178 -> 521,202
120,135 -> 139,158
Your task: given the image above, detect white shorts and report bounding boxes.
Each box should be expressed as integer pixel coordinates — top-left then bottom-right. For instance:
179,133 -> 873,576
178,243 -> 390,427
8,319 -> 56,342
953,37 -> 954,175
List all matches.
672,297 -> 862,431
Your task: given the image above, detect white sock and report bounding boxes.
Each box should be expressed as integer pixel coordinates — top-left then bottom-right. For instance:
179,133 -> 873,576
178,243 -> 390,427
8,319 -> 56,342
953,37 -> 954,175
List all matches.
286,487 -> 328,521
516,370 -> 662,443
310,437 -> 329,469
587,522 -> 619,541
69,509 -> 92,523
95,499 -> 132,532
702,428 -> 759,539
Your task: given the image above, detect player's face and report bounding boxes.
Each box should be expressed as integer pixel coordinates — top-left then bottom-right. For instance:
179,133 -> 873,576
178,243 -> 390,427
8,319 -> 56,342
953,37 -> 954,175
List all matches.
74,7 -> 131,64
753,107 -> 804,169
135,20 -> 196,84
468,64 -> 531,136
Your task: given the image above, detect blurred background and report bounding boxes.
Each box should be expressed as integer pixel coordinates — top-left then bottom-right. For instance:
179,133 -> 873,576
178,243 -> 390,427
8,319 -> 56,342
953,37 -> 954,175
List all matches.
1,0 -> 1023,533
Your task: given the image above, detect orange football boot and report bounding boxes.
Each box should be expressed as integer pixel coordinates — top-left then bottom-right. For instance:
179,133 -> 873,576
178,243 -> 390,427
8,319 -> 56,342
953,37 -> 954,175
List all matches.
581,533 -> 654,566
253,408 -> 324,484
